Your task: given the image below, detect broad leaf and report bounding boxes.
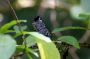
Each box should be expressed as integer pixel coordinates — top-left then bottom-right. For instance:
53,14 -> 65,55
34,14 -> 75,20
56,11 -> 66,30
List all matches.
58,36 -> 80,49
26,32 -> 61,59
79,14 -> 90,18
0,20 -> 26,33
24,35 -> 36,47
52,27 -> 86,33
0,35 -> 16,59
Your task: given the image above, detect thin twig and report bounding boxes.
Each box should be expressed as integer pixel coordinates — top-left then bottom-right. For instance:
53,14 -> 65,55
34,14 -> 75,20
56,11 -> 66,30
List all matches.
6,0 -> 18,20
6,0 -> 27,51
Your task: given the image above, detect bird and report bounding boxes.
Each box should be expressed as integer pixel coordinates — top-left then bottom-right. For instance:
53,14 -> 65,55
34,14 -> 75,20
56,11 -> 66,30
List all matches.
32,16 -> 51,38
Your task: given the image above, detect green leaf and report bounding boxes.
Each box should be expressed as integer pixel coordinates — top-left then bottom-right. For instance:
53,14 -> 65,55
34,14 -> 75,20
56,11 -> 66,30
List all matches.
52,27 -> 86,33
13,25 -> 20,33
16,45 -> 25,53
26,48 -> 39,59
79,13 -> 90,18
16,45 -> 39,59
0,35 -> 16,59
0,20 -> 27,33
21,53 -> 33,59
58,36 -> 80,49
26,32 -> 61,59
13,25 -> 27,33
24,35 -> 36,47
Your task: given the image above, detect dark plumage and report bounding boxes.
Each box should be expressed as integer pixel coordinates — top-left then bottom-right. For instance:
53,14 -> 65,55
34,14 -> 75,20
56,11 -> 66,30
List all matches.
32,16 -> 51,38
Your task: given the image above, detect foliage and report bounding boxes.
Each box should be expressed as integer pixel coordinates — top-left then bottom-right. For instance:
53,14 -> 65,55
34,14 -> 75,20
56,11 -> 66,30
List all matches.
0,20 -> 61,59
0,35 -> 16,59
0,19 -> 83,59
0,7 -> 89,59
52,26 -> 86,33
58,36 -> 80,49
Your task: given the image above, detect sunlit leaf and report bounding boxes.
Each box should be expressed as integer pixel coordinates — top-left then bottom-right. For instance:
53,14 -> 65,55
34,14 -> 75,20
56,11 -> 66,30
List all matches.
58,36 -> 80,49
26,32 -> 61,59
0,35 -> 16,59
0,20 -> 27,33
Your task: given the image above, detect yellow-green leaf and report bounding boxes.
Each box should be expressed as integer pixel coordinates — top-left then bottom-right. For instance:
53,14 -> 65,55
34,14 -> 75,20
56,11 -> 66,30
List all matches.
26,32 -> 61,59
0,20 -> 26,33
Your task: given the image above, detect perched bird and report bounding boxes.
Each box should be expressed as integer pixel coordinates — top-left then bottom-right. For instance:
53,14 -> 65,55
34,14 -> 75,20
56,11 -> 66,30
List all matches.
32,16 -> 51,38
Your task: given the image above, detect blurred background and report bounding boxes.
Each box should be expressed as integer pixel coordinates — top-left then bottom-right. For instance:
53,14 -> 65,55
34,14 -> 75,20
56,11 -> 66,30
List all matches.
0,0 -> 90,59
